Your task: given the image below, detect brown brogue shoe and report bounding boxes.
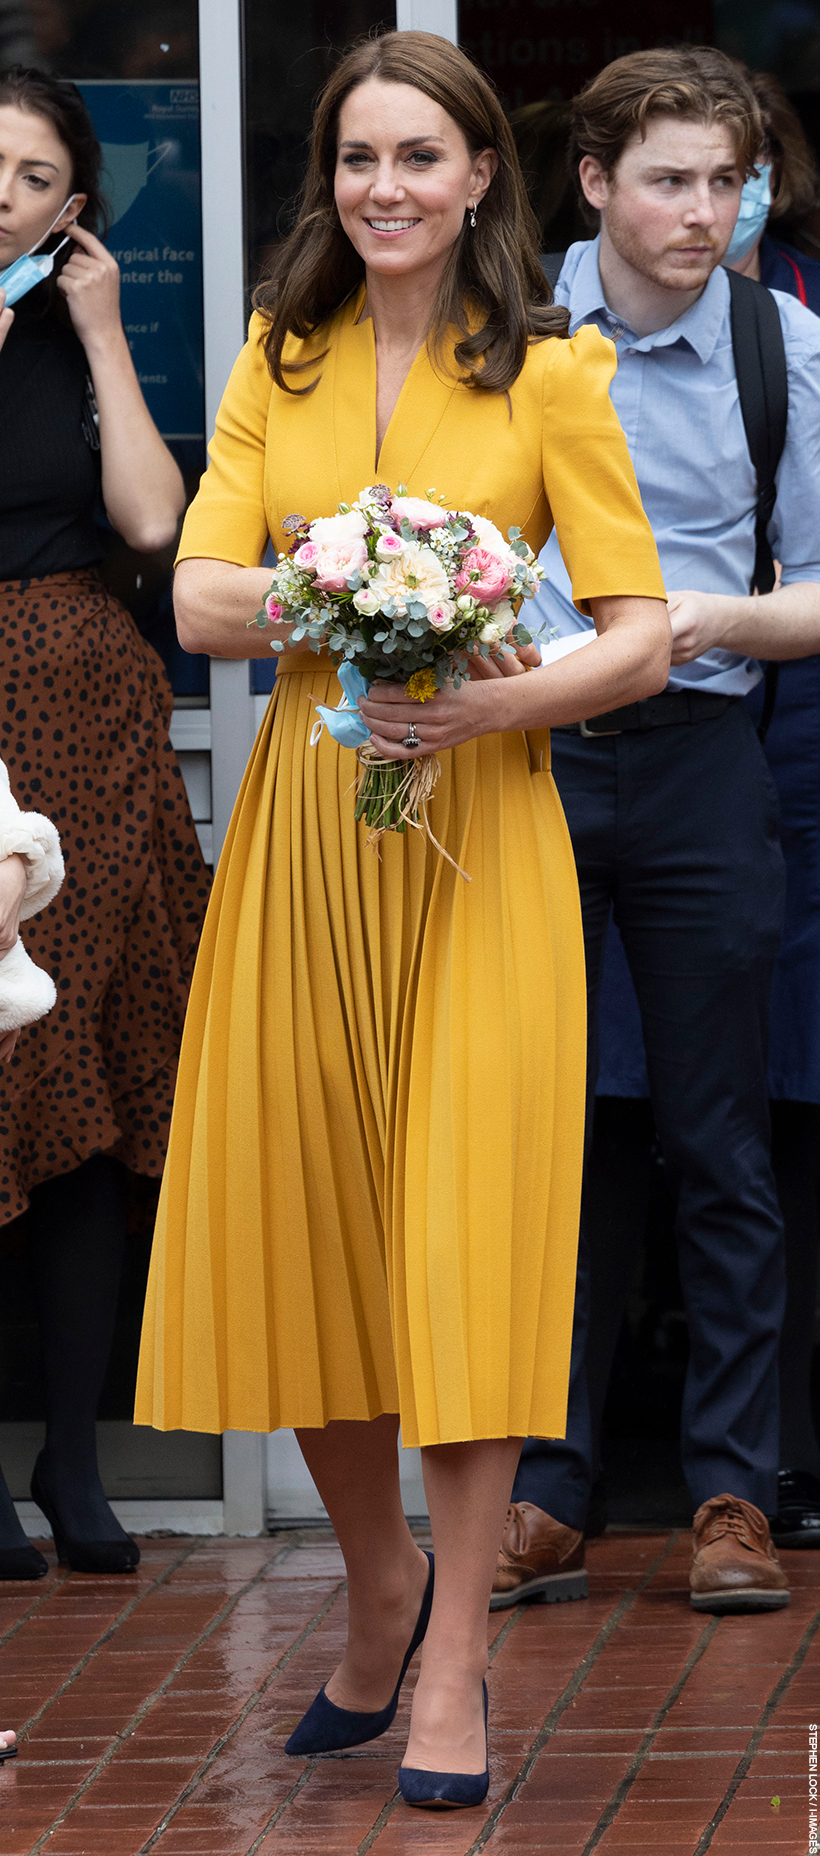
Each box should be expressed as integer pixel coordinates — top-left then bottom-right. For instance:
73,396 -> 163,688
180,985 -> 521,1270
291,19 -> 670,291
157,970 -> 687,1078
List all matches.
690,1493 -> 790,1613
490,1501 -> 588,1611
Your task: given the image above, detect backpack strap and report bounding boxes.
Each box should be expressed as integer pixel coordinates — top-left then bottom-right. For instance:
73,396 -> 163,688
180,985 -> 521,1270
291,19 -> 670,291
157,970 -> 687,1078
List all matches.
727,269 -> 789,742
541,251 -> 567,290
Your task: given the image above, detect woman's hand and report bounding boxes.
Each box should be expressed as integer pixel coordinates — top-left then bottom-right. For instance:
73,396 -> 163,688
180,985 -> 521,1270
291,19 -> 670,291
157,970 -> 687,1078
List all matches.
0,287 -> 13,352
359,676 -> 495,759
0,854 -> 27,958
56,223 -> 122,349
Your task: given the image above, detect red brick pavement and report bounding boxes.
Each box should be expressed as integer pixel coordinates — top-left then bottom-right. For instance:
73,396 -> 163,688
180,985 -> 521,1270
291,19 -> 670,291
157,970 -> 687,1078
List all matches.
0,1530 -> 817,1855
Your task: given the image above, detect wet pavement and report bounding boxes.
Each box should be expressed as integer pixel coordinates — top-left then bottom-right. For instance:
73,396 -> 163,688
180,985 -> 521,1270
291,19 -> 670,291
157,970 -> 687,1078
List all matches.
0,1528 -> 818,1854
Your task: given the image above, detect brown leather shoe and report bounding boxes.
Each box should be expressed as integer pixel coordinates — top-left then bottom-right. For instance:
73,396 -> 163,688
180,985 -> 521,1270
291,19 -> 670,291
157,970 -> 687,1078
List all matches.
690,1494 -> 790,1613
490,1501 -> 588,1611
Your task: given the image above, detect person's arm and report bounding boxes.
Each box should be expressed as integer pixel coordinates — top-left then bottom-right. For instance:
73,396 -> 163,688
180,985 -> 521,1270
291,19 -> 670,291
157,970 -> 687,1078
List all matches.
173,558 -> 316,657
360,592 -> 671,756
672,307 -> 820,664
57,225 -> 185,553
0,288 -> 12,353
668,582 -> 820,663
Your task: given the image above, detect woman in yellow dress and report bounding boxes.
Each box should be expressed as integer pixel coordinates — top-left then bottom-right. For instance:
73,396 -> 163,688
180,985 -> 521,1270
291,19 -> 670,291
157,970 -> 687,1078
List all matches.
136,30 -> 669,1807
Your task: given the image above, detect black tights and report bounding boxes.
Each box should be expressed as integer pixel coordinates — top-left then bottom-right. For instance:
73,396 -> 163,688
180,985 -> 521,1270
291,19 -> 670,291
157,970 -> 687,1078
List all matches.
0,1154 -> 129,1548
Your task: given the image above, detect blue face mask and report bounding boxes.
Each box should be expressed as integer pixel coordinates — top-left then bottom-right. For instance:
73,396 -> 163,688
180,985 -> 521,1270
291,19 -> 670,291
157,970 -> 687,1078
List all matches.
722,164 -> 772,265
0,194 -> 81,307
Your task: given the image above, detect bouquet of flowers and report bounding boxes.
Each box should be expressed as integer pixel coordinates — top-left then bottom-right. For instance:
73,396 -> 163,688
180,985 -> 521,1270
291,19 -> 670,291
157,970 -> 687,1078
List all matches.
254,482 -> 544,867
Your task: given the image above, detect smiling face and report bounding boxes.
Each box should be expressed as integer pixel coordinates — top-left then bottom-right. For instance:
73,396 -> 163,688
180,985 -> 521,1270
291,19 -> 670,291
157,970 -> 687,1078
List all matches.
0,104 -> 83,267
580,114 -> 745,295
334,78 -> 496,286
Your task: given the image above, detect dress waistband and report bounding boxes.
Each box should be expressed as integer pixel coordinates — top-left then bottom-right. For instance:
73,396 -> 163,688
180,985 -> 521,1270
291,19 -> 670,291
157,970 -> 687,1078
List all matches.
273,651 -> 332,675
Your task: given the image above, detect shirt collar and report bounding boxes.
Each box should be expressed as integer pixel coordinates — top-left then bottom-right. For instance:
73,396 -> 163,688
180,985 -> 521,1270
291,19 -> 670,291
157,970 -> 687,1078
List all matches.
567,235 -> 729,364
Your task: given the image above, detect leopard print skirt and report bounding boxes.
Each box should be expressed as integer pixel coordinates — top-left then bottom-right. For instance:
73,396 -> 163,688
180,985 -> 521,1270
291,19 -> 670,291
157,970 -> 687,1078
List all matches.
0,570 -> 211,1222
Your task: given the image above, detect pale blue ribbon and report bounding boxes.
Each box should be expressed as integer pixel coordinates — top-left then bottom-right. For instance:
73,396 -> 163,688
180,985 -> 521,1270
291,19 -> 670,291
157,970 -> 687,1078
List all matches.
310,660 -> 371,749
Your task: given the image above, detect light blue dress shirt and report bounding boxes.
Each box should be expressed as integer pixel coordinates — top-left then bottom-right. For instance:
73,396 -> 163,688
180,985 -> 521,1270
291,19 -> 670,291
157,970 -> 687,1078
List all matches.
532,236 -> 820,694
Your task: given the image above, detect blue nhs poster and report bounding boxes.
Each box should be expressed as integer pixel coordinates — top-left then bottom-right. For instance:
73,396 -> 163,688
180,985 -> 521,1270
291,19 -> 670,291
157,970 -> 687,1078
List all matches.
76,82 -> 204,443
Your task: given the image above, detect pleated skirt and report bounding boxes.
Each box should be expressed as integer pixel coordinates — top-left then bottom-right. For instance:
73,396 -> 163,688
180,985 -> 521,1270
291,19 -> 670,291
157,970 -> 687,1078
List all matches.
134,655 -> 586,1447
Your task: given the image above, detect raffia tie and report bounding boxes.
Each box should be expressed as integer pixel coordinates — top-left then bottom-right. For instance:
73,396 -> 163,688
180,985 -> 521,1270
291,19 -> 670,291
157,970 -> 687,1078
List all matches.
353,744 -> 471,882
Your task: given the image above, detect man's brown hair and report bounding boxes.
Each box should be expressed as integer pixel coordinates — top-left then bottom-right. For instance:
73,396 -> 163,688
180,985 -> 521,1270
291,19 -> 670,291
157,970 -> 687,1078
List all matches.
569,46 -> 762,190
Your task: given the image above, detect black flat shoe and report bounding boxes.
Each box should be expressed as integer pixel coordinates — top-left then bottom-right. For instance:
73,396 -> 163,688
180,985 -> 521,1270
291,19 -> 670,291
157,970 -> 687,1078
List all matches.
30,1458 -> 140,1575
0,1738 -> 17,1764
769,1469 -> 820,1548
398,1679 -> 489,1810
285,1551 -> 434,1755
0,1543 -> 48,1581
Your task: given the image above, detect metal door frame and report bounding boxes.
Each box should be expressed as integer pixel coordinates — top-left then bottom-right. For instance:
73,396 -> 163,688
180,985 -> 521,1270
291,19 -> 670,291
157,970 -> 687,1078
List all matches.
197,0 -> 456,1532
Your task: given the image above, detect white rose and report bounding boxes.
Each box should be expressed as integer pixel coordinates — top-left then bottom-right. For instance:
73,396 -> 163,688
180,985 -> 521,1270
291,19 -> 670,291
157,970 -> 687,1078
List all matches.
375,530 -> 405,560
353,587 -> 381,615
471,514 -> 515,560
479,619 -> 505,647
370,541 -> 450,616
308,509 -> 368,544
427,598 -> 456,632
492,600 -> 516,633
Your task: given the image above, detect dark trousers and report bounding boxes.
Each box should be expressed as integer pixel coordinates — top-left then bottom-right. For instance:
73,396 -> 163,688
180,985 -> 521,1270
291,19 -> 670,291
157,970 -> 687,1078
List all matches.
514,701 -> 787,1524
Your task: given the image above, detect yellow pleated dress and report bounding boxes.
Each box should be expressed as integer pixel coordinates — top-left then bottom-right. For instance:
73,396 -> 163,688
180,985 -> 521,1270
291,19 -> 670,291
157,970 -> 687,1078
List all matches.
134,293 -> 665,1448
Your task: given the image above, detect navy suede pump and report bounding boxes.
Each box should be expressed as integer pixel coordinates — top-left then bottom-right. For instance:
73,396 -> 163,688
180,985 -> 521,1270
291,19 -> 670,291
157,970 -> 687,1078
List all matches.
285,1551 -> 434,1755
398,1679 -> 489,1810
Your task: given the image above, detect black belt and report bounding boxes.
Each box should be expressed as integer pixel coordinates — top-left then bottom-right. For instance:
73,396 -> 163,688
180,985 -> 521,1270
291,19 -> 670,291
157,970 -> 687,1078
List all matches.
557,691 -> 735,736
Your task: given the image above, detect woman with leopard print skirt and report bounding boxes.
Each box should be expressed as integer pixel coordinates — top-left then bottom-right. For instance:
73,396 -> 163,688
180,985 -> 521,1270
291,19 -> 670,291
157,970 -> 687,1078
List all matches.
0,68 -> 210,1577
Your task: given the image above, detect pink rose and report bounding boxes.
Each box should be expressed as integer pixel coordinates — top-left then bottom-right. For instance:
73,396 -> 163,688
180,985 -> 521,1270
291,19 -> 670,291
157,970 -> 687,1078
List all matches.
391,495 -> 447,530
293,540 -> 320,569
265,595 -> 285,623
454,547 -> 513,604
427,599 -> 456,633
313,538 -> 368,593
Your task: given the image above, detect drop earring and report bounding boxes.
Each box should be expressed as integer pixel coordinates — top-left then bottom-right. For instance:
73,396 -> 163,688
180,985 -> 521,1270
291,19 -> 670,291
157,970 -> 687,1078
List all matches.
469,202 -> 477,228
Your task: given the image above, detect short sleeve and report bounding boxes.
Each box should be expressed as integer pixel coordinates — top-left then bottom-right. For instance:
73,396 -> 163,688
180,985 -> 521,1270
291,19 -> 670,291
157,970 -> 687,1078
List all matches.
176,311 -> 273,568
541,324 -> 666,609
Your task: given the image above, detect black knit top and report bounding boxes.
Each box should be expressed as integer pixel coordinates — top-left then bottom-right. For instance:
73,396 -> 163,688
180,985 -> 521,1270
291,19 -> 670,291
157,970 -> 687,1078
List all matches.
0,289 -> 102,580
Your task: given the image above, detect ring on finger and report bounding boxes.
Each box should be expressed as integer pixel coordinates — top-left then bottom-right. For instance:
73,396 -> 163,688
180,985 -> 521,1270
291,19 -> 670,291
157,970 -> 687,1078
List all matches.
402,722 -> 420,750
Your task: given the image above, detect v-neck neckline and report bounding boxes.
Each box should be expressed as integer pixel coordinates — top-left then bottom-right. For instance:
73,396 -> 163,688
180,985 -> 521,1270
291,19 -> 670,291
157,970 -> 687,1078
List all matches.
339,285 -> 461,484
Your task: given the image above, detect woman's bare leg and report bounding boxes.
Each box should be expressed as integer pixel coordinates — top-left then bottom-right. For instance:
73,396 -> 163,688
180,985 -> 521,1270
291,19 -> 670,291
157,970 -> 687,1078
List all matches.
294,1415 -> 430,1711
403,1437 -> 522,1775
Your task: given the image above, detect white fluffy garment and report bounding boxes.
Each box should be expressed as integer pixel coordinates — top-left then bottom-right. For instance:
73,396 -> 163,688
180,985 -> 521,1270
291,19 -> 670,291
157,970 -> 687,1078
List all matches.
0,937 -> 56,1031
0,760 -> 64,1032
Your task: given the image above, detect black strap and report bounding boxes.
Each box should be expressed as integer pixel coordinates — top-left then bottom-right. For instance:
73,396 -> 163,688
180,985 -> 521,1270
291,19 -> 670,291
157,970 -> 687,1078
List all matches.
727,270 -> 788,597
727,271 -> 788,744
541,251 -> 566,289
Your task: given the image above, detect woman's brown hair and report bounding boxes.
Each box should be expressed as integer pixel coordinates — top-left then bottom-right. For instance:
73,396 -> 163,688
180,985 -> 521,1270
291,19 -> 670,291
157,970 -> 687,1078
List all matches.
253,29 -> 569,397
750,70 -> 820,256
569,45 -> 762,195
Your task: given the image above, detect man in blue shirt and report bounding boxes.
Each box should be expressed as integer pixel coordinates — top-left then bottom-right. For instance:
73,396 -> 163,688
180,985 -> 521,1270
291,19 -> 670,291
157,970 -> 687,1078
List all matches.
493,46 -> 820,1615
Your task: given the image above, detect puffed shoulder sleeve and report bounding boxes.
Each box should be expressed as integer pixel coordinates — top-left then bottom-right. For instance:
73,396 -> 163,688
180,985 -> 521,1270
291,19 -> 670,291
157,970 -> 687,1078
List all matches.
541,324 -> 666,608
176,311 -> 273,568
0,760 -> 64,920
